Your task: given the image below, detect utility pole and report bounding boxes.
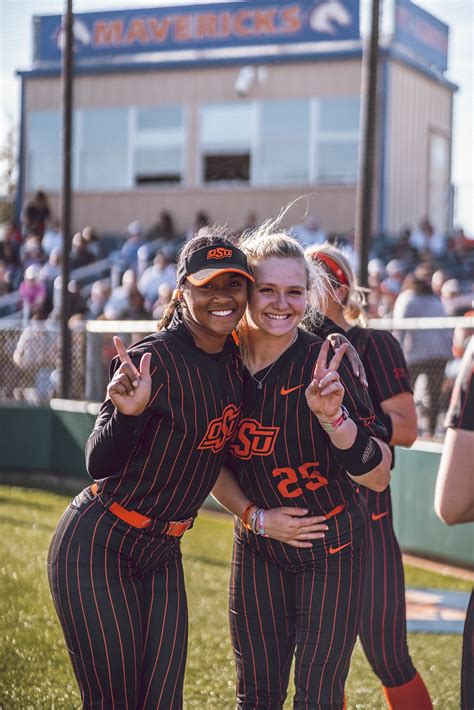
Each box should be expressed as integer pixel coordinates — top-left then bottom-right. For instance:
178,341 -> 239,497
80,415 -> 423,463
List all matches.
60,0 -> 73,398
355,0 -> 381,288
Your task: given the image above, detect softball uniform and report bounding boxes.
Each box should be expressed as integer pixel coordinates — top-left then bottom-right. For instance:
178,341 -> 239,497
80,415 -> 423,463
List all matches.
227,329 -> 387,709
48,313 -> 242,709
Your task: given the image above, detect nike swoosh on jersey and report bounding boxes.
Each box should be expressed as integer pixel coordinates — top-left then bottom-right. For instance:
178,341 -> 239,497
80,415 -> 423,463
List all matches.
328,541 -> 351,555
371,511 -> 389,521
280,384 -> 305,396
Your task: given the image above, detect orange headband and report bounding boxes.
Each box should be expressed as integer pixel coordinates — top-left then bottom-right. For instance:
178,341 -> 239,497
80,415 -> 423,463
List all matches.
311,253 -> 349,286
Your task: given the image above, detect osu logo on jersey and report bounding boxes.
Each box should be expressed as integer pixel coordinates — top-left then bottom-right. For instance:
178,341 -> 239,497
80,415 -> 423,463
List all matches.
207,247 -> 232,260
230,418 -> 280,460
198,403 -> 241,453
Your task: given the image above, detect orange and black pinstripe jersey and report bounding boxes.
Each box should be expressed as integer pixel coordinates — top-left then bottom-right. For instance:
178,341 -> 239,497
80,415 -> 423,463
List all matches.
445,337 -> 474,431
86,313 -> 243,521
346,326 -> 413,411
227,328 -> 387,523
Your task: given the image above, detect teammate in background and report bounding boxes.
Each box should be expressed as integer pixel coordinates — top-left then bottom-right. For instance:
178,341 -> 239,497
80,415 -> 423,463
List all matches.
434,336 -> 474,710
213,227 -> 391,709
47,233 -> 255,709
306,244 -> 432,710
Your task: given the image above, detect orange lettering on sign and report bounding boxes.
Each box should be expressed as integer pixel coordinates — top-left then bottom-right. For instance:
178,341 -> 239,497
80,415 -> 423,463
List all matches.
197,13 -> 218,39
94,20 -> 124,46
126,18 -> 148,44
234,10 -> 254,37
280,6 -> 301,33
147,17 -> 171,42
218,11 -> 231,38
174,14 -> 193,42
207,247 -> 232,260
254,9 -> 277,34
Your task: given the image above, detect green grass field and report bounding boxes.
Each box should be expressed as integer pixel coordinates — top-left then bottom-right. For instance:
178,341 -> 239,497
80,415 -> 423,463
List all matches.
0,485 -> 470,709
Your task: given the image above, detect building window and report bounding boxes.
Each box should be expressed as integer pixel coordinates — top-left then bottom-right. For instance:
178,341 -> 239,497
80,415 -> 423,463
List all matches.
259,100 -> 310,185
27,111 -> 61,191
78,108 -> 129,190
133,105 -> 184,185
200,103 -> 253,183
315,97 -> 360,183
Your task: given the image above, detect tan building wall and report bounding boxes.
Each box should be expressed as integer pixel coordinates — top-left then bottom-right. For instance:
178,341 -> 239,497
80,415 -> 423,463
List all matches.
384,58 -> 453,234
23,60 -> 362,235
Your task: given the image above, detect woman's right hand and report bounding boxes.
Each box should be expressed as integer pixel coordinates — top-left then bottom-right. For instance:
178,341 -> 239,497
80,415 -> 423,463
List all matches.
107,336 -> 152,416
261,507 -> 328,548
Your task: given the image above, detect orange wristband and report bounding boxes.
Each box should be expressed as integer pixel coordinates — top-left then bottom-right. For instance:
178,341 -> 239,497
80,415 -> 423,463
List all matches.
241,503 -> 255,530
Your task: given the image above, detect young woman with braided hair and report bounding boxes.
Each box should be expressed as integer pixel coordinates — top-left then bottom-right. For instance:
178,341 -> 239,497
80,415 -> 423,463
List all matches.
212,225 -> 391,709
306,243 -> 432,710
48,232 -> 255,709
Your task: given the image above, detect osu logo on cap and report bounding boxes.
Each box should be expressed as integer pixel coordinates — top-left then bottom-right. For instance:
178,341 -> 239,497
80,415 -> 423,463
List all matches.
198,404 -> 241,453
207,247 -> 232,260
230,418 -> 280,460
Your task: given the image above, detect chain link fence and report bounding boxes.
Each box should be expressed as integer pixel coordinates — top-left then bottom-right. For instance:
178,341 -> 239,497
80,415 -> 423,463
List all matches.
0,316 -> 472,439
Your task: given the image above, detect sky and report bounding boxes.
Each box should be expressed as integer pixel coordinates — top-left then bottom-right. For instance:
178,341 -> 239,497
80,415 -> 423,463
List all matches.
0,0 -> 472,232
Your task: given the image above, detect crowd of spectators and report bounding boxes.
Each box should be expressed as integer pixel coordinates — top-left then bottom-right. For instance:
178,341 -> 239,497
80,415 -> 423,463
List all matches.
0,192 -> 472,420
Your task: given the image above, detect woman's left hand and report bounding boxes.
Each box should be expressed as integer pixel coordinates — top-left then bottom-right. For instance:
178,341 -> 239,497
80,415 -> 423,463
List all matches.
326,333 -> 368,387
305,340 -> 346,421
262,507 -> 328,548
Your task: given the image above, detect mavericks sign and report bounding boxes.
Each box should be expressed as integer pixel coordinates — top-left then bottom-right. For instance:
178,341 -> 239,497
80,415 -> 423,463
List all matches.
34,0 -> 360,64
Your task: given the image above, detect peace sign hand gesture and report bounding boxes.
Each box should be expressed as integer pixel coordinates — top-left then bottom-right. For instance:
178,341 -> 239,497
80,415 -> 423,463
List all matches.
305,340 -> 347,421
107,336 -> 152,416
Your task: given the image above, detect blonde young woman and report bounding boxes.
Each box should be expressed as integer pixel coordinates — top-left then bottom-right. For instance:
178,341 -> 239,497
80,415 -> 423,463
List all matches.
306,244 -> 432,710
213,227 -> 391,709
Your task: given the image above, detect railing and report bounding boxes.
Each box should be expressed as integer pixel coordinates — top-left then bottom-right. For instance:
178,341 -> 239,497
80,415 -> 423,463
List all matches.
1,316 -> 472,440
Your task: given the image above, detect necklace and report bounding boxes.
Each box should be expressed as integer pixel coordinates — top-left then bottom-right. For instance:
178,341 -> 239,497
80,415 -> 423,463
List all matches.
250,331 -> 299,389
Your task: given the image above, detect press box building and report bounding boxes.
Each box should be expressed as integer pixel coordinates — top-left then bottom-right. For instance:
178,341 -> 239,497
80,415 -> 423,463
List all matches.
17,0 -> 456,236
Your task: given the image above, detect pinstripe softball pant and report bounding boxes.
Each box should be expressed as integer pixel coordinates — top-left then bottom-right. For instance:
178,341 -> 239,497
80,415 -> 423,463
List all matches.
229,531 -> 367,709
358,487 -> 416,687
47,487 -> 188,709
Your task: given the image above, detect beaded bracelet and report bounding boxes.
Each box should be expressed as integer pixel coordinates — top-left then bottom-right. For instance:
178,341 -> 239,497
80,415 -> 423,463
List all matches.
250,508 -> 263,534
319,405 -> 349,434
256,509 -> 267,536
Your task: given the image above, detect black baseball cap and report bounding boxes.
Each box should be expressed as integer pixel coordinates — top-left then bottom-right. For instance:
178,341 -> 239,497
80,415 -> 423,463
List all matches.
177,243 -> 254,287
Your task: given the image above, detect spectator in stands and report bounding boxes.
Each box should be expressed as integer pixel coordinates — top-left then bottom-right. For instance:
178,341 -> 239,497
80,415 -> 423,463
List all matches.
391,226 -> 418,267
39,248 -> 62,311
381,259 -> 405,298
21,190 -> 51,238
291,214 -> 326,249
409,217 -> 445,258
85,280 -> 111,320
0,262 -> 9,296
42,218 -> 62,257
151,283 -> 173,321
120,221 -> 146,272
21,234 -> 45,269
137,251 -> 176,309
1,219 -> 22,246
19,265 -> 47,319
393,274 -> 452,436
104,269 -> 137,319
0,240 -> 22,291
51,276 -> 86,319
441,279 -> 472,317
367,258 -> 386,318
146,210 -> 176,243
82,226 -> 101,259
13,309 -> 59,402
186,211 -> 210,240
431,268 -> 449,298
70,232 -> 96,270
